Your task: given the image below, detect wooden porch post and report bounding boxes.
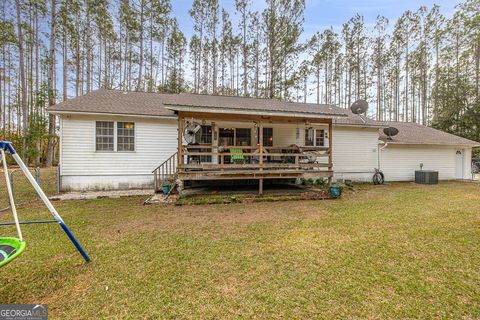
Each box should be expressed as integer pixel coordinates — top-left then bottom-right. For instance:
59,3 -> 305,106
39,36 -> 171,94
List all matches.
178,113 -> 184,167
259,121 -> 263,195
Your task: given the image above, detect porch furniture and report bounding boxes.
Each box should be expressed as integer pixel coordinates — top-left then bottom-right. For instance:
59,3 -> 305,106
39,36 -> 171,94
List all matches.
230,148 -> 247,164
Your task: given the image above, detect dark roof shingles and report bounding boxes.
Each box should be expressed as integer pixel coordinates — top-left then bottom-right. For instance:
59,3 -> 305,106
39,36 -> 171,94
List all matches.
48,89 -> 176,117
162,93 -> 347,117
49,89 -> 480,147
378,122 -> 480,146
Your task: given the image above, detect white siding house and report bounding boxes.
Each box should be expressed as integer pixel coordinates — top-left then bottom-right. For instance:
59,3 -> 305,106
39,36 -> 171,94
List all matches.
380,144 -> 473,181
50,89 -> 479,191
332,126 -> 380,182
60,114 -> 177,191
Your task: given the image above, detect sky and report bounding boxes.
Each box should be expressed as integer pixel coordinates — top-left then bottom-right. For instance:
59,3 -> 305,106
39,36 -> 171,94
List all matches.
167,0 -> 458,105
170,0 -> 458,40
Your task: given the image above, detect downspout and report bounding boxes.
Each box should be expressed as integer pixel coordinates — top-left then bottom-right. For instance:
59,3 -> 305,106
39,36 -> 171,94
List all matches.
378,141 -> 389,171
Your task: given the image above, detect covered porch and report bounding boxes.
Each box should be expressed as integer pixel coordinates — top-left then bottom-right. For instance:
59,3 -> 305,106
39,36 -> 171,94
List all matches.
176,111 -> 334,194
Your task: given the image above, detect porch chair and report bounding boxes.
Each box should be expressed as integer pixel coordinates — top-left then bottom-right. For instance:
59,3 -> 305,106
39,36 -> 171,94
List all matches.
230,148 -> 247,164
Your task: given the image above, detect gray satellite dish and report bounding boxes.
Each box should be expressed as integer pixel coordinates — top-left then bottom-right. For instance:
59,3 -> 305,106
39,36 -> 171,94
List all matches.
383,127 -> 399,140
350,99 -> 368,115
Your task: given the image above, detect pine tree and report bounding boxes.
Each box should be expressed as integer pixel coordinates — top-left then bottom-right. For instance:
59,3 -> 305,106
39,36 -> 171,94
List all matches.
262,0 -> 305,99
235,0 -> 251,96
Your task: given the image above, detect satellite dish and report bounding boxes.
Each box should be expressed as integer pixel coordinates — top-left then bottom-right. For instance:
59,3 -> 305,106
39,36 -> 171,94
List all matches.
183,122 -> 202,145
350,100 -> 368,115
383,127 -> 399,140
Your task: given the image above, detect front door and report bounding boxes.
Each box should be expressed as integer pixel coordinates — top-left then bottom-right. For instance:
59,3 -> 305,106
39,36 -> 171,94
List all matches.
455,150 -> 464,179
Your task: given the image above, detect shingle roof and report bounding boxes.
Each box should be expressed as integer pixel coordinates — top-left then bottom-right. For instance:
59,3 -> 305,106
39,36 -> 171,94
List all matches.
378,122 -> 480,147
49,89 -> 348,118
333,108 -> 385,127
48,89 -> 480,147
162,93 -> 347,117
48,89 -> 177,117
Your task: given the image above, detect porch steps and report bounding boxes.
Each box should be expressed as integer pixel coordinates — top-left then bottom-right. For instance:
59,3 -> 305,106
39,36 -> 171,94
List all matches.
152,152 -> 177,193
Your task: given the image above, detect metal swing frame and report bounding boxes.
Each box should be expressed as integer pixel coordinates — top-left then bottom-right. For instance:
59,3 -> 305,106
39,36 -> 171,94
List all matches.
0,141 -> 90,263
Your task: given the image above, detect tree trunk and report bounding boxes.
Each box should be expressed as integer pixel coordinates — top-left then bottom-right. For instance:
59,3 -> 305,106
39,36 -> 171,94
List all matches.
15,0 -> 29,159
137,0 -> 145,91
46,0 -> 57,167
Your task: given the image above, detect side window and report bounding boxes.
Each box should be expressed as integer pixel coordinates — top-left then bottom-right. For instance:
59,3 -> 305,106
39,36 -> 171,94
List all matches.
257,128 -> 273,146
305,128 -> 324,146
315,129 -> 325,147
263,128 -> 273,146
96,121 -> 114,151
305,128 -> 314,146
200,125 -> 212,144
199,125 -> 212,163
117,122 -> 135,152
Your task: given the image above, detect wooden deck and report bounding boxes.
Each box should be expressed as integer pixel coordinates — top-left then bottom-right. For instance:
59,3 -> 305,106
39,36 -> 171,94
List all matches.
177,145 -> 333,181
154,111 -> 335,194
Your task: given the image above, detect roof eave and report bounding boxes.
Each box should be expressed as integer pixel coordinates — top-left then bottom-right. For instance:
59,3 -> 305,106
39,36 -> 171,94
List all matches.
164,105 -> 347,119
334,123 -> 384,128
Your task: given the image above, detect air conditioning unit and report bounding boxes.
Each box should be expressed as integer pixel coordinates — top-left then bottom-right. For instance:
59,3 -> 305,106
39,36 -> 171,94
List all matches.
415,170 -> 438,184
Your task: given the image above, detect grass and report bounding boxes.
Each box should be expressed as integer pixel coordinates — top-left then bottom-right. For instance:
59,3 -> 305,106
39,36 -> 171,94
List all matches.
0,167 -> 58,209
1,176 -> 480,319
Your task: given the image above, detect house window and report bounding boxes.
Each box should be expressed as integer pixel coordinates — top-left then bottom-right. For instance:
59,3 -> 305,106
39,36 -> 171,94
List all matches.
96,121 -> 114,151
236,128 -> 251,146
95,121 -> 135,152
199,125 -> 212,163
316,129 -> 325,146
257,128 -> 273,146
305,128 -> 325,147
200,125 -> 212,144
117,122 -> 135,151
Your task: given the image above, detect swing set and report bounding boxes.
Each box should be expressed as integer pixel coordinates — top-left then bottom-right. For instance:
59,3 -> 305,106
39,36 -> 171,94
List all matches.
0,141 -> 90,267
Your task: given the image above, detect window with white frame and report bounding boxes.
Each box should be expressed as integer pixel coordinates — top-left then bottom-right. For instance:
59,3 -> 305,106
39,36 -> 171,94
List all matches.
95,121 -> 135,152
117,122 -> 135,151
96,121 -> 114,151
305,128 -> 325,147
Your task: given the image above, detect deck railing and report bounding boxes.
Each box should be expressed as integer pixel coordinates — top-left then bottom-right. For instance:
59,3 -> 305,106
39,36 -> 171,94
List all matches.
178,145 -> 332,171
152,152 -> 177,192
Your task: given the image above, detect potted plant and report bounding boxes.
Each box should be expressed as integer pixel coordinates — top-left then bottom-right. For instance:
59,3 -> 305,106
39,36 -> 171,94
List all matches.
161,177 -> 175,195
328,183 -> 345,198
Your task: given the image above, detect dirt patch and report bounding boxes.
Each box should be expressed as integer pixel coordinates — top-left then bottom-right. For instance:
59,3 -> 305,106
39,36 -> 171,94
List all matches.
51,189 -> 154,201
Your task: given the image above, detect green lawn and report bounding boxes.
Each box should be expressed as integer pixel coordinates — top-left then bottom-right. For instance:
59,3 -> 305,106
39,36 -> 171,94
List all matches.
1,180 -> 480,319
0,167 -> 58,209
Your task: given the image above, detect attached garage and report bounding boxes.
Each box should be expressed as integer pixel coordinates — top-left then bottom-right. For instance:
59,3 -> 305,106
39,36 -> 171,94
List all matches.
380,145 -> 472,181
378,122 -> 478,181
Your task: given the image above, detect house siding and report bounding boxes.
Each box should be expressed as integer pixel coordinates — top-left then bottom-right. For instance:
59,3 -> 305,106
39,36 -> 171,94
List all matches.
60,114 -> 177,191
379,144 -> 472,181
59,115 -> 474,190
332,126 -> 380,182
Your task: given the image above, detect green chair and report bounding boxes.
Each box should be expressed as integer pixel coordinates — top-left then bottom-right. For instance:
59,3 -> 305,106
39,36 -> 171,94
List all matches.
230,148 -> 247,164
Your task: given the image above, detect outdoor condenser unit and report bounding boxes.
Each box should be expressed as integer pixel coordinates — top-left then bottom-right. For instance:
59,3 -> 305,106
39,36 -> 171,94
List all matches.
415,170 -> 439,185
